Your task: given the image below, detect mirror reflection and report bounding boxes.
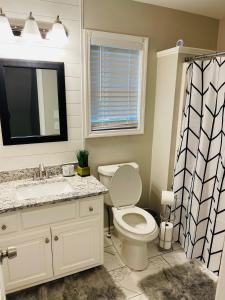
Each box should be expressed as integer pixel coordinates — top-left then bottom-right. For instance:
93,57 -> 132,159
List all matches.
0,59 -> 67,145
4,67 -> 60,137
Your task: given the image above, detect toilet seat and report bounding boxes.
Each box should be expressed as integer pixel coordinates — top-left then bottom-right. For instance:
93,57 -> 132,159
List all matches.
112,206 -> 157,235
109,165 -> 142,207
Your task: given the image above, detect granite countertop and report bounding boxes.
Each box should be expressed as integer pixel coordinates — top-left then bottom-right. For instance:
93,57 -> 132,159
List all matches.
0,175 -> 108,214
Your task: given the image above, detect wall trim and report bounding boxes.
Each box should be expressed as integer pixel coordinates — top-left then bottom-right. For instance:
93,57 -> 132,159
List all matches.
157,46 -> 213,58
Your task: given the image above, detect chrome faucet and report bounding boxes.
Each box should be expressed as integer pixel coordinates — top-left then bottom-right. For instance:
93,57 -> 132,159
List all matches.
39,163 -> 45,180
33,163 -> 49,180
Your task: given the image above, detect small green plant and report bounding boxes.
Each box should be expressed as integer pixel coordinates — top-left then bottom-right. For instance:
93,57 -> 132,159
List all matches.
76,150 -> 89,168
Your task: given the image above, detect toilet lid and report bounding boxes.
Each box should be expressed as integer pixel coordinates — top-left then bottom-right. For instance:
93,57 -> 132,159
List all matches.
109,165 -> 142,207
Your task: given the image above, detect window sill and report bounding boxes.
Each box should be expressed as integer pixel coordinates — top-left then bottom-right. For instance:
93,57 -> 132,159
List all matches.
85,128 -> 144,138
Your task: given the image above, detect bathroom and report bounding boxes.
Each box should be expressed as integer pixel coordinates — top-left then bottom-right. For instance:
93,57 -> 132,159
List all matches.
0,0 -> 224,299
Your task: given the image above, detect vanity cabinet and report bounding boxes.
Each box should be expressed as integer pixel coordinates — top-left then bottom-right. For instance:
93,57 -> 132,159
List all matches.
0,229 -> 53,291
0,195 -> 104,293
52,218 -> 101,276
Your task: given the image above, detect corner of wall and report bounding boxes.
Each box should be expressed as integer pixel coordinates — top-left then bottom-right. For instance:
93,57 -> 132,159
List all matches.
217,17 -> 225,51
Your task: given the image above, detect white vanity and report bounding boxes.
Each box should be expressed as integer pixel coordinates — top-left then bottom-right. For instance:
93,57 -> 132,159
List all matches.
0,175 -> 107,294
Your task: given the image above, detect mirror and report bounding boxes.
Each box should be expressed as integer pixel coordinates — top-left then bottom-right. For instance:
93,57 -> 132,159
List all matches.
0,59 -> 68,145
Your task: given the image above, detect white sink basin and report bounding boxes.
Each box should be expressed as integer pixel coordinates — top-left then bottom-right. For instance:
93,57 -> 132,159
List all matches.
16,180 -> 74,200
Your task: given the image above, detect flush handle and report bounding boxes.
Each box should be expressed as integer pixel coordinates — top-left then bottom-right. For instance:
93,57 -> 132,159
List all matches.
54,236 -> 59,241
89,206 -> 93,212
1,224 -> 6,231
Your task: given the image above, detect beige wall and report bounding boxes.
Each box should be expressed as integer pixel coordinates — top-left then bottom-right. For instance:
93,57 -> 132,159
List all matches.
83,0 -> 219,209
217,17 -> 225,50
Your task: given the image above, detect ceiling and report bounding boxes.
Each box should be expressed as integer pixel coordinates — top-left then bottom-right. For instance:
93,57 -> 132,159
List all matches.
134,0 -> 225,19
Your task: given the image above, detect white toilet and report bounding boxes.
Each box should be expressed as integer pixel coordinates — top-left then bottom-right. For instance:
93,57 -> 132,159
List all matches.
98,162 -> 158,271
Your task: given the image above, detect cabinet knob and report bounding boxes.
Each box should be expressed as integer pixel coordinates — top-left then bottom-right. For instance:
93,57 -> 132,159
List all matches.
0,247 -> 17,262
54,236 -> 59,241
45,238 -> 50,244
89,206 -> 93,212
1,224 -> 7,231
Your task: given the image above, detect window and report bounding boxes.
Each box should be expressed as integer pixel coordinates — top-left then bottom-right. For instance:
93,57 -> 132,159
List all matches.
83,30 -> 148,137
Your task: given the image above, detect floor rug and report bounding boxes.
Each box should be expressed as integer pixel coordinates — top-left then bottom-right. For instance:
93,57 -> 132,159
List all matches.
7,266 -> 125,300
139,261 -> 217,300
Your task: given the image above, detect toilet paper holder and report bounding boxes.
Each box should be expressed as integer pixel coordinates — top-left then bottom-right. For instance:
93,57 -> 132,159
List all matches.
159,194 -> 178,251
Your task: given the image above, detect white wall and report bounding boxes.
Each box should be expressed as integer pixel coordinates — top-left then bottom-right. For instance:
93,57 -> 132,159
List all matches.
0,0 -> 83,171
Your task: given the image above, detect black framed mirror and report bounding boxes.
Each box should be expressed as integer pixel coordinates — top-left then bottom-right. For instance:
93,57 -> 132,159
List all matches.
0,59 -> 68,145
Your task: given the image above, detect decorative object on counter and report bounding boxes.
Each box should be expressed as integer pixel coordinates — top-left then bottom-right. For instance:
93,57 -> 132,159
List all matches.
76,149 -> 90,177
62,163 -> 75,177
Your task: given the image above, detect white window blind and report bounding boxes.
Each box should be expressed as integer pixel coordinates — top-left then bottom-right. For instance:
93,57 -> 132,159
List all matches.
90,45 -> 141,131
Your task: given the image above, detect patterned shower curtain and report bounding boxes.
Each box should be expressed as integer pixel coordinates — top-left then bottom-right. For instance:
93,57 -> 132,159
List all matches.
173,57 -> 225,274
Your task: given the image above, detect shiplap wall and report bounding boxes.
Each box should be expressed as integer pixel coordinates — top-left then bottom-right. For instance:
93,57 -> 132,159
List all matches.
0,0 -> 83,171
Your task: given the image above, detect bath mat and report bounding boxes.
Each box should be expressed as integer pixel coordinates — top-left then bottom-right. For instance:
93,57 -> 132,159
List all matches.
7,266 -> 125,300
139,261 -> 216,300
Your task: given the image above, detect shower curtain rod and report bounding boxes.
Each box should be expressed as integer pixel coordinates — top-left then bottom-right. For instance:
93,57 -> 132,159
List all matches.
185,50 -> 225,62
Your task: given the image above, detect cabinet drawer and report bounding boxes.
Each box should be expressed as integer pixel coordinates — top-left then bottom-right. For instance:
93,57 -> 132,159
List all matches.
21,202 -> 78,229
0,213 -> 20,236
79,197 -> 100,217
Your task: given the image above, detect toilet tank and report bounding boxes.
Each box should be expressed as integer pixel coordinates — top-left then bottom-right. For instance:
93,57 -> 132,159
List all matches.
98,162 -> 139,206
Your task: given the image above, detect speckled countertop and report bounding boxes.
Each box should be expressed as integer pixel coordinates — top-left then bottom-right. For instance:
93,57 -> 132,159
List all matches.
0,175 -> 108,214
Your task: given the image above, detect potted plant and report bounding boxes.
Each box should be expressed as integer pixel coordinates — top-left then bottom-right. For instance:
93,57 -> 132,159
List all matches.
76,149 -> 90,177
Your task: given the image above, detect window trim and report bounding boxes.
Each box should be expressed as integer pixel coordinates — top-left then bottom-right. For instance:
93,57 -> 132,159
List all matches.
83,29 -> 148,138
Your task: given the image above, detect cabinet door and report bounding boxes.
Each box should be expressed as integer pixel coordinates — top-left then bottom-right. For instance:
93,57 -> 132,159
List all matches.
0,259 -> 6,300
0,229 -> 53,292
52,218 -> 102,276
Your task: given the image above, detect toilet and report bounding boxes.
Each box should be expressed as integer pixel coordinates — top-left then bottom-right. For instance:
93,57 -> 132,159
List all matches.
98,163 -> 158,271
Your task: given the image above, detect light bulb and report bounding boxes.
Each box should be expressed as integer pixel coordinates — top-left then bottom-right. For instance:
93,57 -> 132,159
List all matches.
21,12 -> 42,42
0,8 -> 14,41
46,16 -> 68,45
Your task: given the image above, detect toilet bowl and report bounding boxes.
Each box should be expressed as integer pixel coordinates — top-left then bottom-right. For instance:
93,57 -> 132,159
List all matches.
98,163 -> 158,270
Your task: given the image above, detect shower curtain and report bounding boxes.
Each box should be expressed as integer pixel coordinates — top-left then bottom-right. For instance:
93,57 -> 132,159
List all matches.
173,57 -> 225,274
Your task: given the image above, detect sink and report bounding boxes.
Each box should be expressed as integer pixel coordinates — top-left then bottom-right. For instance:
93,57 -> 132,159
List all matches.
16,180 -> 74,200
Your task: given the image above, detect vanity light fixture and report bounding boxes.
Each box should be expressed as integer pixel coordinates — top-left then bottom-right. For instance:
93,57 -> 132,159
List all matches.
21,12 -> 42,42
46,15 -> 68,45
0,8 -> 14,41
0,8 -> 69,44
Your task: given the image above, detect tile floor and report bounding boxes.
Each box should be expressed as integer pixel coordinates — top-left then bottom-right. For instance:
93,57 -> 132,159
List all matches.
104,231 -> 218,299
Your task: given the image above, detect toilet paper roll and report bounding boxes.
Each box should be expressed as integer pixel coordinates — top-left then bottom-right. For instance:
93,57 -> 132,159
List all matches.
159,221 -> 173,250
161,191 -> 175,206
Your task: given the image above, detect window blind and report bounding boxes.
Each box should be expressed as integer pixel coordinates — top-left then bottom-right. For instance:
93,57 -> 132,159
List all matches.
90,45 -> 141,131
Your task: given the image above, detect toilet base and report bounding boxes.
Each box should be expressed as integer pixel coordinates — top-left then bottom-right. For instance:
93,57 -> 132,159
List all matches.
121,239 -> 148,271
